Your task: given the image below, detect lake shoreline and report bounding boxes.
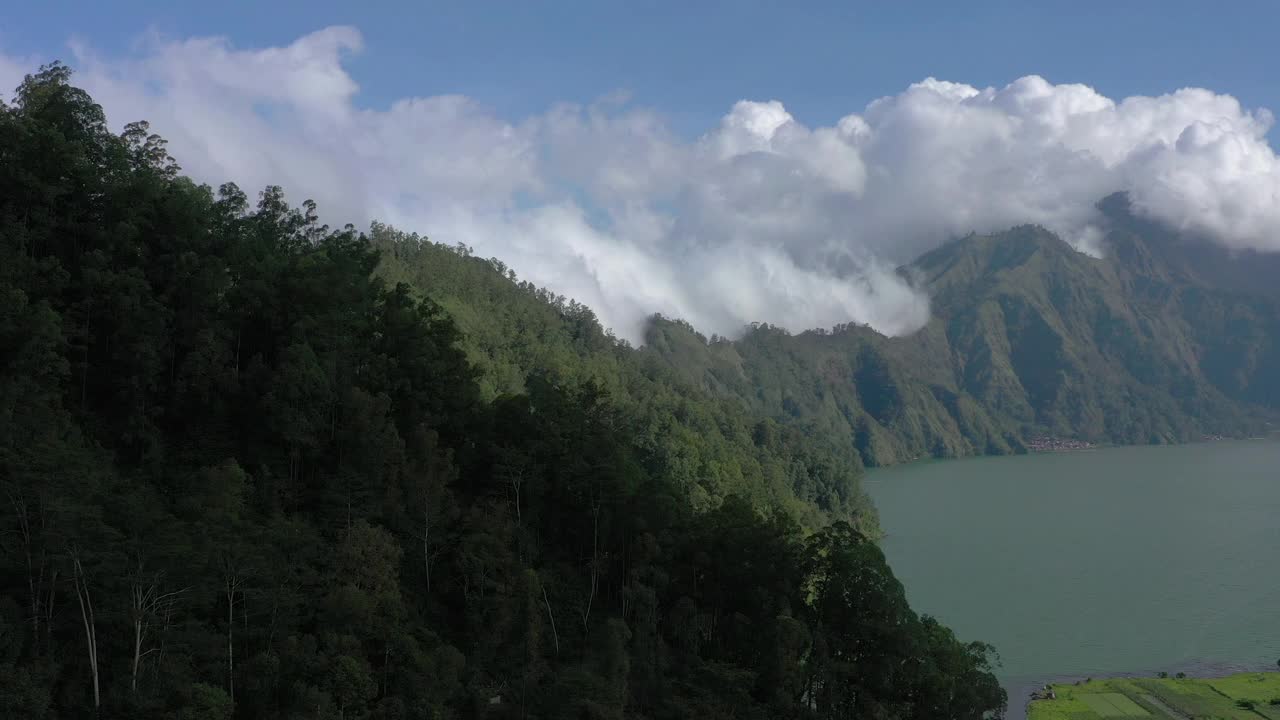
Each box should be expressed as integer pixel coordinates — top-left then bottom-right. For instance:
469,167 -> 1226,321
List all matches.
1006,657 -> 1278,718
865,433 -> 1280,475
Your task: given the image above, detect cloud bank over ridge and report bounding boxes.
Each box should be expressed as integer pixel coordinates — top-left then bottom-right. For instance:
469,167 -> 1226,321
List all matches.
8,27 -> 1280,342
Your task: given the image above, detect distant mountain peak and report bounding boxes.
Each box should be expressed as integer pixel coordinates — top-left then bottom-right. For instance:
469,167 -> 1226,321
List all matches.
1095,193 -> 1280,298
652,213 -> 1280,468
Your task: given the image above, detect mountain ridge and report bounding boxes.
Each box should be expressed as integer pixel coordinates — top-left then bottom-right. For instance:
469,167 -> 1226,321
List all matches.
644,207 -> 1280,467
369,196 -> 1280,472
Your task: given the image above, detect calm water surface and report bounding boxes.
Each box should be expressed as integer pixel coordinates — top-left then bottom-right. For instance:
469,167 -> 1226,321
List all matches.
865,441 -> 1280,717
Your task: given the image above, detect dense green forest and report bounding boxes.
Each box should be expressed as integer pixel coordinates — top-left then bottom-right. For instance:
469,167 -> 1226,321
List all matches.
366,225 -> 875,527
0,65 -> 1006,718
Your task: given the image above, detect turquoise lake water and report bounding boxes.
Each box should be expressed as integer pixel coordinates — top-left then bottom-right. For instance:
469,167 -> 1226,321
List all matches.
865,441 -> 1280,717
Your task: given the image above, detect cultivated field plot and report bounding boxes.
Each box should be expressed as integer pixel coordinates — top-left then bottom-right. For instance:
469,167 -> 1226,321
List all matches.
1028,673 -> 1280,720
1079,692 -> 1148,717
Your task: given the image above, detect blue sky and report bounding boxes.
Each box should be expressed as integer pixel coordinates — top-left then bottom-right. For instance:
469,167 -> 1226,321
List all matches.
5,0 -> 1279,138
5,1 -> 1280,340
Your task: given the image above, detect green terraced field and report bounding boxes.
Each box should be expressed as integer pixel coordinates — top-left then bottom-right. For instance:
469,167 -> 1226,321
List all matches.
1079,692 -> 1148,717
1028,673 -> 1280,720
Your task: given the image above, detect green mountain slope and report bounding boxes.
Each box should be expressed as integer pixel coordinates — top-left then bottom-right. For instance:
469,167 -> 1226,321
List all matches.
369,225 -> 875,527
382,194 -> 1280,473
647,213 -> 1280,466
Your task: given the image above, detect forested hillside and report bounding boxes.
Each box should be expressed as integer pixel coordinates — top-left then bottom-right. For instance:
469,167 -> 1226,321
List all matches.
0,64 -> 1005,719
368,226 -> 873,525
648,215 -> 1280,467
382,192 -> 1280,472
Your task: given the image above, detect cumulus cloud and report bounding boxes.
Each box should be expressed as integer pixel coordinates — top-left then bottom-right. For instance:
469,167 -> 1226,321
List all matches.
6,28 -> 1280,341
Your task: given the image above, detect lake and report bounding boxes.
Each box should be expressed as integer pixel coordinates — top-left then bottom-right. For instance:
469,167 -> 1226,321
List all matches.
864,441 -> 1280,718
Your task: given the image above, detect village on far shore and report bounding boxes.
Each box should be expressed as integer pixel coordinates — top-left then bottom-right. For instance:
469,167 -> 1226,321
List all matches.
1025,436 -> 1095,453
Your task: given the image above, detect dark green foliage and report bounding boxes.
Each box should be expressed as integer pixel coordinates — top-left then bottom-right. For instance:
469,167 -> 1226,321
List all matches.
0,66 -> 1004,719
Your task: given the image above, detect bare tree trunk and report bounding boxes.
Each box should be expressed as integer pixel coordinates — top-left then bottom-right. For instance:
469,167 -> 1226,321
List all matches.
510,470 -> 523,526
129,571 -> 186,694
423,502 -> 431,594
382,645 -> 391,698
132,593 -> 144,692
228,578 -> 235,707
267,584 -> 281,652
10,492 -> 46,646
131,567 -> 151,694
38,494 -> 52,654
72,553 -> 100,713
540,580 -> 560,655
583,504 -> 600,634
159,599 -> 174,668
13,495 -> 37,639
45,568 -> 57,655
224,565 -> 243,708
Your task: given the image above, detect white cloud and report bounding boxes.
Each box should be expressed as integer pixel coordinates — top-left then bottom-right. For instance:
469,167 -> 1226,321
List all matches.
0,49 -> 41,104
5,28 -> 1280,341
